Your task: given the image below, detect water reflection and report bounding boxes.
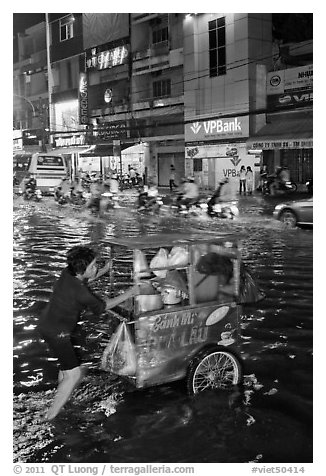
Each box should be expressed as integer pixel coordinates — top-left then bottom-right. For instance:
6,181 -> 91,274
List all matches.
13,196 -> 312,462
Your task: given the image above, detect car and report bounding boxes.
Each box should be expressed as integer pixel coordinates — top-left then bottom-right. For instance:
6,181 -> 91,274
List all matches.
273,198 -> 313,228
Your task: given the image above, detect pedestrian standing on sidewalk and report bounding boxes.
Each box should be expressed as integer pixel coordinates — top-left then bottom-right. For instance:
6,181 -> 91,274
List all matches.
246,166 -> 253,195
258,164 -> 268,191
239,165 -> 246,195
169,165 -> 177,191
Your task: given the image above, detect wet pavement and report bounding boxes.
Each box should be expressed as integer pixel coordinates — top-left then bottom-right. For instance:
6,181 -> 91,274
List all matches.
13,190 -> 313,463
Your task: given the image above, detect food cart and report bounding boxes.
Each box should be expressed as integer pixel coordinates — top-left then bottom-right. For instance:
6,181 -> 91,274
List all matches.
102,233 -> 244,394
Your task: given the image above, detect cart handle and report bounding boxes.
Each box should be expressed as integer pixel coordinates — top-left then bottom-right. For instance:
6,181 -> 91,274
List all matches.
107,308 -> 136,325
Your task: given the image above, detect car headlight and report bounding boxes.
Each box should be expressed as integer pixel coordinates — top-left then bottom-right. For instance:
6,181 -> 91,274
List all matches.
274,204 -> 285,211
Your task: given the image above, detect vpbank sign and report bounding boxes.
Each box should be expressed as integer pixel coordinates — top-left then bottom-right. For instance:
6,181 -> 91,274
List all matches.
186,116 -> 249,142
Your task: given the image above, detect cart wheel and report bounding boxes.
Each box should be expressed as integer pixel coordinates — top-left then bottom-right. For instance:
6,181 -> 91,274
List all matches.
187,348 -> 242,395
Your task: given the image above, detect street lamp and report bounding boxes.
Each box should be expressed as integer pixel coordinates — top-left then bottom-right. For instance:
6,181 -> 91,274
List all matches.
13,93 -> 36,116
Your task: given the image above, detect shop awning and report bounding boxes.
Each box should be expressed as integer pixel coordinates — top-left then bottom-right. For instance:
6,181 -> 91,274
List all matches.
80,143 -> 133,157
50,146 -> 90,155
246,111 -> 313,150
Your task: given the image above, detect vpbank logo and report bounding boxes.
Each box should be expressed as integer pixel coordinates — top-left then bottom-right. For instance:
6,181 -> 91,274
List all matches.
190,122 -> 202,134
230,156 -> 241,167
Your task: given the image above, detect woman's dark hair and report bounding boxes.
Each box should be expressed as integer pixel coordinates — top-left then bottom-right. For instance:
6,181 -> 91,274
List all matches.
67,246 -> 96,276
196,252 -> 233,283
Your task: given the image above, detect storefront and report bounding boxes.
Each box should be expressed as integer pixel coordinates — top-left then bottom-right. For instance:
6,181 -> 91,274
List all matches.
156,143 -> 185,187
79,142 -> 143,176
246,110 -> 313,186
185,115 -> 259,191
50,133 -> 91,179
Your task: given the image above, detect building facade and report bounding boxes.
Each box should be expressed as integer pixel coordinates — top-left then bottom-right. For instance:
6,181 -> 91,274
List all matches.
13,13 -> 313,188
183,13 -> 273,192
13,20 -> 49,155
246,47 -> 313,186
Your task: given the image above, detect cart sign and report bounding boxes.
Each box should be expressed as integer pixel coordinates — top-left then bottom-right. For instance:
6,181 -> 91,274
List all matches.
135,304 -> 238,388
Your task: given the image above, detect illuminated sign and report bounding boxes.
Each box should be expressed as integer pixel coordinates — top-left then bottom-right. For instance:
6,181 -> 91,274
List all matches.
267,64 -> 313,95
79,73 -> 88,125
104,88 -> 113,103
267,89 -> 313,110
13,130 -> 23,151
54,135 -> 86,147
248,139 -> 313,150
96,122 -> 127,141
185,116 -> 249,142
86,45 -> 129,70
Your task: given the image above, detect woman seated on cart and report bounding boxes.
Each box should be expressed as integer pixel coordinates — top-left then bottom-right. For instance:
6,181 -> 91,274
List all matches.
194,251 -> 264,305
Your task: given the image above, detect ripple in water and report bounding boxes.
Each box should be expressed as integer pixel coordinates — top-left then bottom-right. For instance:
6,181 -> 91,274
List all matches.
13,197 -> 312,463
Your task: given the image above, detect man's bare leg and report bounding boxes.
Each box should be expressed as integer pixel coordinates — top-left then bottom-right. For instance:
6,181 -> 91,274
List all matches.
58,370 -> 64,384
46,366 -> 85,421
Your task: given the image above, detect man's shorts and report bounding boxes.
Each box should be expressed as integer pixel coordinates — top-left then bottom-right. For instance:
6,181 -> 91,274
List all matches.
39,327 -> 86,371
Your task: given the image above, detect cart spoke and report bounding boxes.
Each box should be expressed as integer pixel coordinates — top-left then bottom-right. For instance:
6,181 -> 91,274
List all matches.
192,351 -> 239,393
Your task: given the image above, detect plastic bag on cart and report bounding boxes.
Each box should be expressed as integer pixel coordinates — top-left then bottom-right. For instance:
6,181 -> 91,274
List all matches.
134,249 -> 151,278
150,248 -> 168,278
238,264 -> 265,304
101,321 -> 137,376
167,246 -> 189,267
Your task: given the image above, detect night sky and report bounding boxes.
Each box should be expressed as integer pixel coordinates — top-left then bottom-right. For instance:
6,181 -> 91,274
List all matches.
13,13 -> 46,35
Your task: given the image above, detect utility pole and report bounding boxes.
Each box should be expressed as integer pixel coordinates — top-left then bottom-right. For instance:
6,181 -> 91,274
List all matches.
45,14 -> 53,149
38,97 -> 48,152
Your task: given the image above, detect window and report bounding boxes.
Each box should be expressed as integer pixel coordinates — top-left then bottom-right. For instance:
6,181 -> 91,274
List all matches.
209,17 -> 226,77
60,16 -> 74,42
152,26 -> 169,45
153,79 -> 171,98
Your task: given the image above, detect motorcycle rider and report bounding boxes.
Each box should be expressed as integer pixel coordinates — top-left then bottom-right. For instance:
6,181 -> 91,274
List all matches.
23,174 -> 37,199
54,177 -> 73,202
129,166 -> 136,186
178,176 -> 199,209
98,174 -> 120,215
138,178 -> 159,211
270,166 -> 291,195
70,178 -> 85,204
86,177 -> 103,211
108,173 -> 120,194
207,178 -> 234,216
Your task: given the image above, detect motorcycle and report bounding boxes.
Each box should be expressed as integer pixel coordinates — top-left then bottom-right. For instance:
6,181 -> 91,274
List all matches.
207,200 -> 239,219
23,188 -> 42,202
119,175 -> 133,191
55,189 -> 86,206
100,191 -> 120,210
86,191 -> 119,215
262,175 -> 297,195
138,192 -> 163,214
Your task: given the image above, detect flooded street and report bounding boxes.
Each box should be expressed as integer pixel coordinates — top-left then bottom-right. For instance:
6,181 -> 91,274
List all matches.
13,192 -> 313,463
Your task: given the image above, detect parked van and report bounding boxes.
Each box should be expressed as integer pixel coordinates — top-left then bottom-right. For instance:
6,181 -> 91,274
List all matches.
23,152 -> 68,194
